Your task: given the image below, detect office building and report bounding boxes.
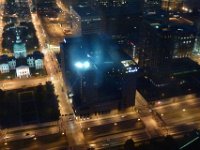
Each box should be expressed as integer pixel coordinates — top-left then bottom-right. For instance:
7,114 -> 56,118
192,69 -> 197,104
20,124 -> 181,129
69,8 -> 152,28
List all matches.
139,16 -> 197,70
161,0 -> 183,11
72,5 -> 104,35
60,34 -> 138,116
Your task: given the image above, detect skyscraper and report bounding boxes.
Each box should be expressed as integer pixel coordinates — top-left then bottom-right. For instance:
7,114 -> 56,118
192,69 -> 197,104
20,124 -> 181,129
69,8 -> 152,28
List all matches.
139,16 -> 196,70
60,35 -> 138,116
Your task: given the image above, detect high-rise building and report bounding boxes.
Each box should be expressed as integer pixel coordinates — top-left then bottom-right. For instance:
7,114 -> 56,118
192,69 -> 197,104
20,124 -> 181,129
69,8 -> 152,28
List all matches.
72,5 -> 104,35
60,35 -> 138,116
139,16 -> 197,70
161,0 -> 183,11
99,0 -> 144,45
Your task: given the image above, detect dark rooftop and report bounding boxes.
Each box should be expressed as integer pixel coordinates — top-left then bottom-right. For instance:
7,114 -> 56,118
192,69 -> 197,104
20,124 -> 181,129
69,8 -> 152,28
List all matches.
62,34 -> 137,72
61,34 -> 138,109
137,58 -> 200,101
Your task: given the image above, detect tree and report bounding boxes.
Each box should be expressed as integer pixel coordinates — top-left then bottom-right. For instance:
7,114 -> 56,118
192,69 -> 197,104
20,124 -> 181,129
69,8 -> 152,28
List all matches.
124,139 -> 135,150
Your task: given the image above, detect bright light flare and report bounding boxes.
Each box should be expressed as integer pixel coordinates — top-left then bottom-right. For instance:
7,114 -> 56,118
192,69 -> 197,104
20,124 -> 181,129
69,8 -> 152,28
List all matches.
83,61 -> 90,68
74,61 -> 90,69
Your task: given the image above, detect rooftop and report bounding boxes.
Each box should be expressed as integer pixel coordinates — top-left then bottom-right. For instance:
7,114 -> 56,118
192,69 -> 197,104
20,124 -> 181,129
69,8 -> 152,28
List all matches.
62,34 -> 138,72
61,34 -> 138,108
137,58 -> 200,101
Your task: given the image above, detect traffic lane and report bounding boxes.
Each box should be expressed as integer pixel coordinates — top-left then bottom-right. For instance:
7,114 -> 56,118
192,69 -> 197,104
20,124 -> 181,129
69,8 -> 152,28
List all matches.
80,113 -> 139,128
161,113 -> 200,127
154,98 -> 200,113
167,123 -> 198,136
1,77 -> 49,90
89,130 -> 149,149
1,133 -> 68,150
83,119 -> 145,140
156,104 -> 200,125
153,100 -> 200,122
89,129 -> 149,144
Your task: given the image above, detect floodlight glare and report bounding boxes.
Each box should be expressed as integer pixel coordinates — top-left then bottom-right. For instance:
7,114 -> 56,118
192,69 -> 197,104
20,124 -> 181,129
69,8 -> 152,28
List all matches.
75,62 -> 83,68
83,61 -> 90,68
75,61 -> 90,69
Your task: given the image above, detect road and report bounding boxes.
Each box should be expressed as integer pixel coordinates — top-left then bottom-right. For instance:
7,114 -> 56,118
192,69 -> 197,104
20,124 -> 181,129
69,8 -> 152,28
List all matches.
152,94 -> 200,136
0,133 -> 68,150
0,76 -> 49,90
30,0 -> 87,148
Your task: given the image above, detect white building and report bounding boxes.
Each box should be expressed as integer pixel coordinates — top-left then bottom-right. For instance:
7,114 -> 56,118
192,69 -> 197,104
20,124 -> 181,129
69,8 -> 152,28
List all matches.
16,66 -> 30,78
35,59 -> 44,69
0,63 -> 10,73
8,58 -> 16,70
0,55 -> 10,73
27,56 -> 35,68
0,34 -> 44,77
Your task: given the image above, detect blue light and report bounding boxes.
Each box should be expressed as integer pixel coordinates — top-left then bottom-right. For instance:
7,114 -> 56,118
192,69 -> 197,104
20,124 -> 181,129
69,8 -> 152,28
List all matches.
75,62 -> 83,68
74,61 -> 90,69
83,61 -> 90,68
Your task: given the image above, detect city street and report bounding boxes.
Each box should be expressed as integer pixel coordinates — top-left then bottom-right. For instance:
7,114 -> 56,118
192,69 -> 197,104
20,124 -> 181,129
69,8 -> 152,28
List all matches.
153,95 -> 200,136
30,0 -> 87,148
0,76 -> 49,90
0,133 -> 68,150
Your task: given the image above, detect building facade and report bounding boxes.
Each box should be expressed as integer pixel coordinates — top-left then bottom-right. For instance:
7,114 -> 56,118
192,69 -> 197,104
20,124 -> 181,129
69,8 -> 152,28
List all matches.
139,17 -> 196,70
161,0 -> 183,11
60,35 -> 138,116
72,5 -> 104,35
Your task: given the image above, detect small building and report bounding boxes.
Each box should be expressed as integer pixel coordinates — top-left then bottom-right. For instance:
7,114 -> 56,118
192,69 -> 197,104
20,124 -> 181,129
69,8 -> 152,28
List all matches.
33,51 -> 44,69
0,55 -> 10,73
16,66 -> 30,78
27,56 -> 35,68
0,63 -> 10,73
8,57 -> 16,70
16,58 -> 30,78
